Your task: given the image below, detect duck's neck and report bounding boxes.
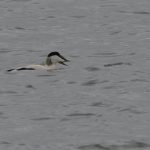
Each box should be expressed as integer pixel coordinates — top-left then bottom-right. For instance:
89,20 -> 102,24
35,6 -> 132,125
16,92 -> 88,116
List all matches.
45,57 -> 52,66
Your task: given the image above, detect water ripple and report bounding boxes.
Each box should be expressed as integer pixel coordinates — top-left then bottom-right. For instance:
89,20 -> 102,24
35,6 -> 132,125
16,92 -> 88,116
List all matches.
14,26 -> 26,30
130,79 -> 150,83
11,0 -> 32,1
89,52 -> 121,58
78,140 -> 150,150
25,84 -> 36,89
0,141 -> 11,145
117,10 -> 150,15
31,117 -> 54,121
81,79 -> 99,86
0,90 -> 17,94
67,81 -> 77,84
0,48 -> 11,54
90,102 -> 112,108
133,11 -> 150,15
67,113 -> 95,117
104,62 -> 132,67
70,15 -> 86,19
85,67 -> 100,72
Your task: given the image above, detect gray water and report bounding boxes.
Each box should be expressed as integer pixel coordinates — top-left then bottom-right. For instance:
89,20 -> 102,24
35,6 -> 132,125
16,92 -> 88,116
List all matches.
0,0 -> 150,149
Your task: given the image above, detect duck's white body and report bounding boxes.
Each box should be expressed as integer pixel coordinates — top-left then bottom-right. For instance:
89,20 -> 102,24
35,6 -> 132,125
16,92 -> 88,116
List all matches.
7,52 -> 69,72
20,64 -> 56,70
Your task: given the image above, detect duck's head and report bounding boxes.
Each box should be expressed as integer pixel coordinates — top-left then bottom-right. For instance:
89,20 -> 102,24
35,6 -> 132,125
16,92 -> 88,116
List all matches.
46,51 -> 69,66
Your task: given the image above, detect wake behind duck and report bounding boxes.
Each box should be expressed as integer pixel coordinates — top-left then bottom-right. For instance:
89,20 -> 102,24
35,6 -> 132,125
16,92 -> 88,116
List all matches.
7,52 -> 69,72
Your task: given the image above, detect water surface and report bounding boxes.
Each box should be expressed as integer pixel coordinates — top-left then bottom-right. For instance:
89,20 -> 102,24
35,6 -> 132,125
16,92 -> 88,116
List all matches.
0,0 -> 150,149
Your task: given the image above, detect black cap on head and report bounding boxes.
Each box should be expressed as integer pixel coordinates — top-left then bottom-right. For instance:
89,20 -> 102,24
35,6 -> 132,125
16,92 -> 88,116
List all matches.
47,51 -> 70,62
47,51 -> 60,57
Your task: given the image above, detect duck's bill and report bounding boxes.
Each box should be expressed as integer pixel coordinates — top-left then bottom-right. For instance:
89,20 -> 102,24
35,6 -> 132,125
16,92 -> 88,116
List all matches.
59,61 -> 68,66
58,54 -> 70,62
